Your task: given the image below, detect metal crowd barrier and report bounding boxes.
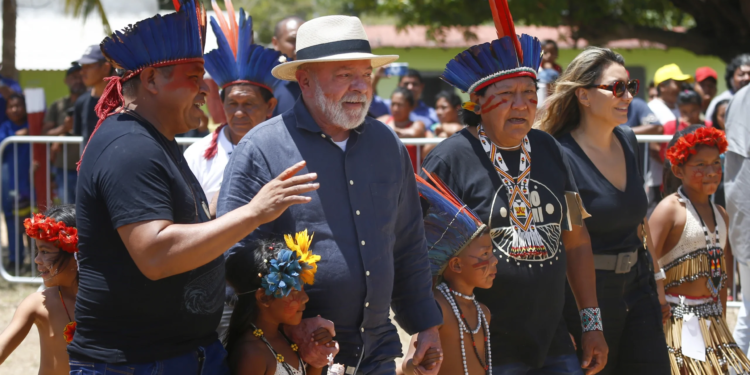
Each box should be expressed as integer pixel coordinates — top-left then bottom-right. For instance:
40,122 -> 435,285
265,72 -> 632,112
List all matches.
0,134 -> 739,308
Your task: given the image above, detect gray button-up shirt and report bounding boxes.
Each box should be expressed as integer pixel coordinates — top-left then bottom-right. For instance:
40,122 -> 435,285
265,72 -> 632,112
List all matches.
725,85 -> 750,261
217,97 -> 442,371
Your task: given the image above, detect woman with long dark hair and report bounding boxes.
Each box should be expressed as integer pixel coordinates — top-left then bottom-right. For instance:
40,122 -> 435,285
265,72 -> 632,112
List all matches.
538,47 -> 671,374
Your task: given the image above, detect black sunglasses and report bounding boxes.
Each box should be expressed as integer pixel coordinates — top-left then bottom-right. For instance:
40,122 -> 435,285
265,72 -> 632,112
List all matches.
587,79 -> 640,98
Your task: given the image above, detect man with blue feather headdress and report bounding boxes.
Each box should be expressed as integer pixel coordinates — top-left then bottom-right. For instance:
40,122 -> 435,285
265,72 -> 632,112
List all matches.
70,1 -> 319,373
184,0 -> 282,211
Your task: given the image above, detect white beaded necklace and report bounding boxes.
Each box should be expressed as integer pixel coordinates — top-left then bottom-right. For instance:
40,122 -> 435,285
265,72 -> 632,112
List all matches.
437,283 -> 492,375
450,289 -> 475,301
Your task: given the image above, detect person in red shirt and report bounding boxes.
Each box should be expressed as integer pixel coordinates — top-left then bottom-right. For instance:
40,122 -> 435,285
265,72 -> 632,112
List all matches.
660,88 -> 713,160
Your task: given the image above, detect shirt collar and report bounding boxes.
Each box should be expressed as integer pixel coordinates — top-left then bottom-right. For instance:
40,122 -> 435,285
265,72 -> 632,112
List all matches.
292,96 -> 367,135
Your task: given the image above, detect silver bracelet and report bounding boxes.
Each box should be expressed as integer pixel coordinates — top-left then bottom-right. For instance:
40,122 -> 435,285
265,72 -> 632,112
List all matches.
654,268 -> 666,281
580,307 -> 603,332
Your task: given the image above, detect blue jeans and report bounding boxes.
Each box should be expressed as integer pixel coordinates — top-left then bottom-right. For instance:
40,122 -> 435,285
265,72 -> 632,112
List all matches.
493,354 -> 583,375
52,166 -> 77,204
69,340 -> 229,375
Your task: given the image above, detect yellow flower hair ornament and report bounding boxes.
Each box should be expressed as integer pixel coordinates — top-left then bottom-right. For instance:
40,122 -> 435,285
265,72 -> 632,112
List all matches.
284,229 -> 320,285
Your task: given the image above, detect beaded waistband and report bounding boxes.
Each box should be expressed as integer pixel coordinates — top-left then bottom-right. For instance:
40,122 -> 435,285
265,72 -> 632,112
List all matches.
666,295 -> 722,318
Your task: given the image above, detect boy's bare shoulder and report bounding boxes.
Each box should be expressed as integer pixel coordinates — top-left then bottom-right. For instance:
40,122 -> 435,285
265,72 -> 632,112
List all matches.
478,301 -> 491,323
433,289 -> 449,328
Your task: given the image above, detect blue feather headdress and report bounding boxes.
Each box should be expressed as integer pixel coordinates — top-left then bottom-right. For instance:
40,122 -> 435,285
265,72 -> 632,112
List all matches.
204,0 -> 282,92
100,0 -> 207,80
78,0 -> 207,172
441,0 -> 541,94
417,171 -> 487,277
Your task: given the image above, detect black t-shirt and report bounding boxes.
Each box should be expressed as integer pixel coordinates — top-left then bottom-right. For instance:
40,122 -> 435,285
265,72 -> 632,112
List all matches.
73,91 -> 100,149
421,128 -> 578,368
70,113 -> 224,363
558,127 -> 647,255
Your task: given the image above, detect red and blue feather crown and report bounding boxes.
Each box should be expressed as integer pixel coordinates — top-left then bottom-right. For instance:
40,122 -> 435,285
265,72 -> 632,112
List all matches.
204,0 -> 282,92
441,0 -> 542,94
417,170 -> 487,277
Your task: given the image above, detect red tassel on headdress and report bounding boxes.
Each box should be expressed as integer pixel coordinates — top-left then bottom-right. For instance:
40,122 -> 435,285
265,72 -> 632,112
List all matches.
172,0 -> 182,11
490,0 -> 523,62
417,169 -> 483,225
76,76 -> 124,171
203,123 -> 227,160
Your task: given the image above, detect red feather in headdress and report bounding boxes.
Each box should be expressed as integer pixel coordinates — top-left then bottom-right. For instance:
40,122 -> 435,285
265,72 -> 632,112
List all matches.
489,0 -> 523,62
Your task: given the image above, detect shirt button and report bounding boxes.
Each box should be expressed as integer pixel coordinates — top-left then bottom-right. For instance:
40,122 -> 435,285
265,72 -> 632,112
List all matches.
365,302 -> 369,307
356,210 -> 361,215
349,180 -> 354,185
320,134 -> 326,138
361,240 -> 366,246
366,271 -> 370,276
361,327 -> 365,332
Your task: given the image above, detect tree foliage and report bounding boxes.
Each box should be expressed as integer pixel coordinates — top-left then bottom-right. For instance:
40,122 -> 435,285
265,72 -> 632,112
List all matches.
65,0 -> 112,35
349,0 -> 750,62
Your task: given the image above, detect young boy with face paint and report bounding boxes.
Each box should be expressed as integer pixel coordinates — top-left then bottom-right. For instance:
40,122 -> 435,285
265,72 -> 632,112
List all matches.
0,205 -> 79,375
401,172 -> 498,375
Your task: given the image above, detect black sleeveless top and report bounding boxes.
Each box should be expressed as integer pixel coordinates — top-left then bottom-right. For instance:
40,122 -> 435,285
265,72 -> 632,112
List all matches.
558,126 -> 647,255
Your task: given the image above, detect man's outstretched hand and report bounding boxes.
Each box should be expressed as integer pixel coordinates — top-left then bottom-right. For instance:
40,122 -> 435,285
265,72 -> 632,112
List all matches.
284,315 -> 339,368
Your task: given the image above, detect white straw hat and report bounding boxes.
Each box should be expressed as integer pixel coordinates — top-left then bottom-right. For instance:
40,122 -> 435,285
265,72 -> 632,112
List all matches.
271,15 -> 399,81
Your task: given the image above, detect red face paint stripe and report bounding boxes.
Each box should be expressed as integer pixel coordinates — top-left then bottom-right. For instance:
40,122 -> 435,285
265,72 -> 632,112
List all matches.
480,96 -> 508,114
472,259 -> 491,269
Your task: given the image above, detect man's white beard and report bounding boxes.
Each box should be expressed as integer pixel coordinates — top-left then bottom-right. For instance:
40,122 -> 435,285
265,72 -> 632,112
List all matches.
312,79 -> 371,130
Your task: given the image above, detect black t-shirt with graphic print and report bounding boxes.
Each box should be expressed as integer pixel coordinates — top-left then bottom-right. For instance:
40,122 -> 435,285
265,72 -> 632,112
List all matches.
421,128 -> 579,368
71,113 -> 225,363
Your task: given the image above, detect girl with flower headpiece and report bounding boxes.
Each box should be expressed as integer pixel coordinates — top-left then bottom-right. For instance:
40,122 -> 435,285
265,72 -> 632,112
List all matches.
0,205 -> 78,375
224,230 -> 337,375
649,126 -> 750,374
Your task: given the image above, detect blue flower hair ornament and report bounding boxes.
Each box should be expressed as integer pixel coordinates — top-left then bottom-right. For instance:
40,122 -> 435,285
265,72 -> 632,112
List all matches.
259,232 -> 320,299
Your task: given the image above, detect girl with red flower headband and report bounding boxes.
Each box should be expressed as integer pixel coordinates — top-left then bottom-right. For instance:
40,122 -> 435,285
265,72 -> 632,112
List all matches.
649,126 -> 750,374
0,205 -> 79,375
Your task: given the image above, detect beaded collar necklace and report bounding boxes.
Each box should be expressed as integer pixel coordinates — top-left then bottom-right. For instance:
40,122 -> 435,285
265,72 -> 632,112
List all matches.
251,324 -> 305,375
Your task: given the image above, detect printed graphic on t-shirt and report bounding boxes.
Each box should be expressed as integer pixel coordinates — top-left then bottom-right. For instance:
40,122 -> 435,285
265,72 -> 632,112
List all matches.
489,179 -> 564,262
183,261 -> 225,315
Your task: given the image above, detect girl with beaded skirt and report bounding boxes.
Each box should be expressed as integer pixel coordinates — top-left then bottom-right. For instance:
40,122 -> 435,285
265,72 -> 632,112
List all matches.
401,172 -> 498,375
223,231 -> 337,375
650,126 -> 750,374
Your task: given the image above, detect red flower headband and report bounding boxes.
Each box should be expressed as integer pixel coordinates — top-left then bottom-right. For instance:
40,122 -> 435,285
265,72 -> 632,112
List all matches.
666,127 -> 728,166
23,214 -> 78,253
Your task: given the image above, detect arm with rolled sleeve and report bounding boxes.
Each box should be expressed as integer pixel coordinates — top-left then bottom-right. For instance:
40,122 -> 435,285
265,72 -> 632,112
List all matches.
391,143 -> 442,335
216,139 -> 275,256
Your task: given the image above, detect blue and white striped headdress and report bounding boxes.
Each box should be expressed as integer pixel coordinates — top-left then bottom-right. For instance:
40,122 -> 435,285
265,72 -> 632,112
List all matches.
417,171 -> 487,277
204,0 -> 282,92
441,0 -> 542,94
99,0 -> 207,81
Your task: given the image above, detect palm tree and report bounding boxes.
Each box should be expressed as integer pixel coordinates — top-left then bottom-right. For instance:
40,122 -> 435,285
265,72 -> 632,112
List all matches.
65,0 -> 112,35
1,0 -> 18,80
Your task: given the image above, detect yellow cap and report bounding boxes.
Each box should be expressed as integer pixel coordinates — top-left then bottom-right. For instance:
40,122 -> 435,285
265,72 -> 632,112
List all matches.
654,64 -> 694,86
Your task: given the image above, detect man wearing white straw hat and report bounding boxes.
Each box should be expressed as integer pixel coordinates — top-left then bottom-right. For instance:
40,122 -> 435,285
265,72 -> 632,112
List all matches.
218,15 -> 443,375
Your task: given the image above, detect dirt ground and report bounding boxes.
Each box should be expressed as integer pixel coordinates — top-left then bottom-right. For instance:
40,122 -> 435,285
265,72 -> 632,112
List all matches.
0,279 -> 41,374
0,280 -> 740,373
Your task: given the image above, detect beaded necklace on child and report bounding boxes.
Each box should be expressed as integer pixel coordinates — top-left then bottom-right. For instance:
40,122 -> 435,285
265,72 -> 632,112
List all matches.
437,283 -> 491,375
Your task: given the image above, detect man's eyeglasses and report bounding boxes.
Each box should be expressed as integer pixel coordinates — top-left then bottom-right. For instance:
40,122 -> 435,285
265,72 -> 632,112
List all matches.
587,79 -> 640,98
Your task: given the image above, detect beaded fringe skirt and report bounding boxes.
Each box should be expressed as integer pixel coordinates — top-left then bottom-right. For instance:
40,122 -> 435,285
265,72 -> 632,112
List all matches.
664,295 -> 750,375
